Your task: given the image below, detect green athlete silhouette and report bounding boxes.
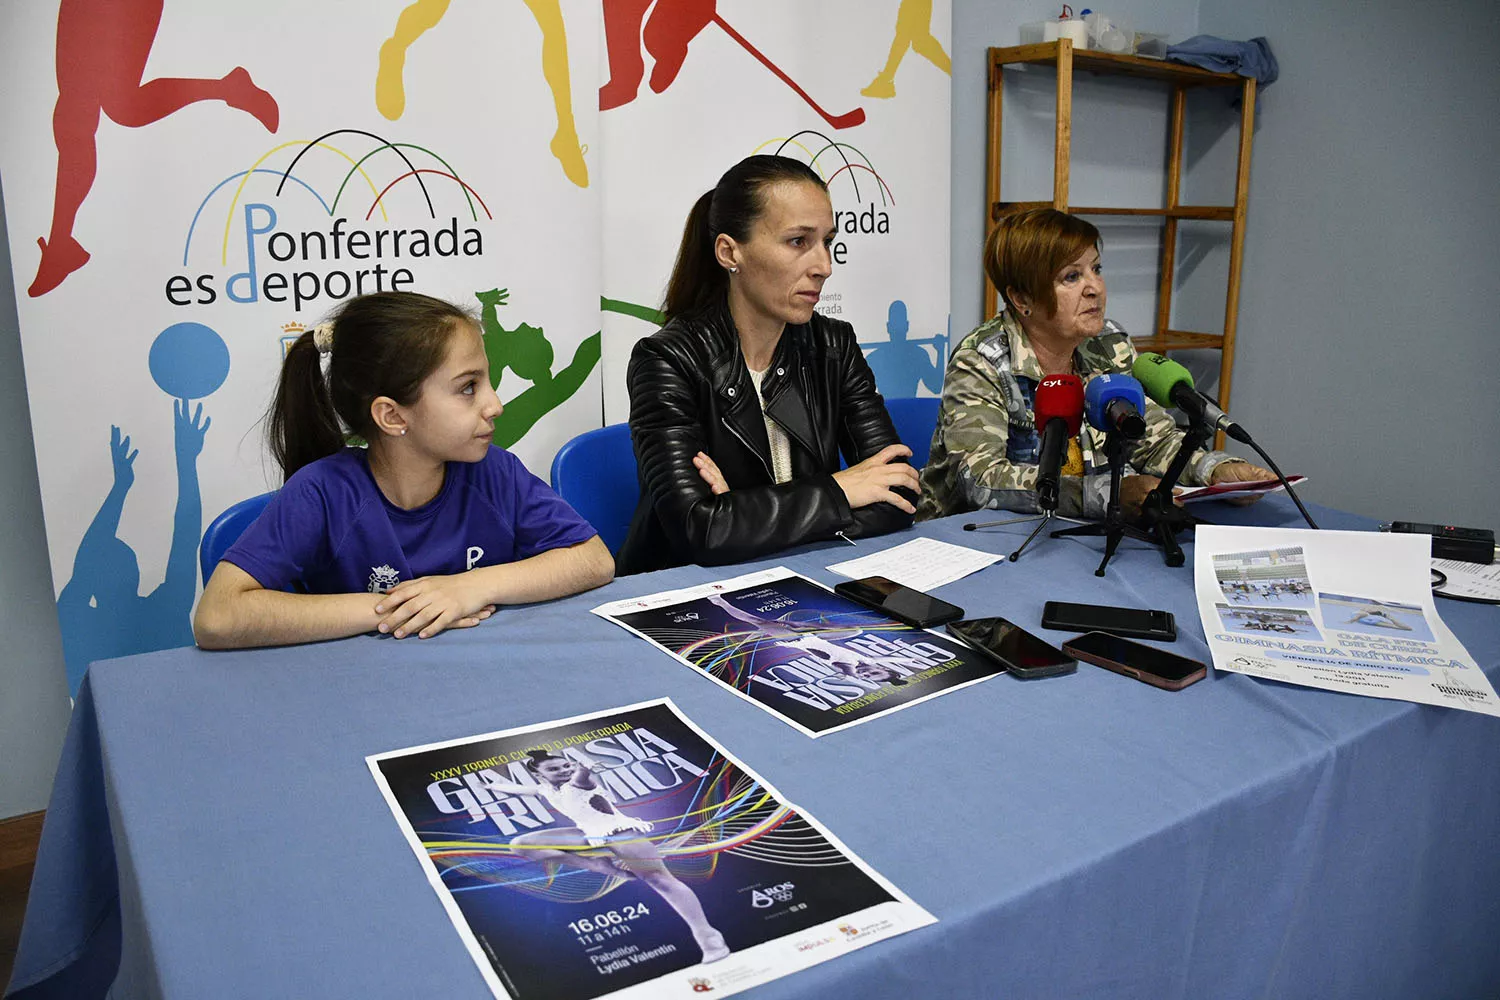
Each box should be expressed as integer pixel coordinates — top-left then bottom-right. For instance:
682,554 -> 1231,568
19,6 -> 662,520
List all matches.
475,287 -> 600,448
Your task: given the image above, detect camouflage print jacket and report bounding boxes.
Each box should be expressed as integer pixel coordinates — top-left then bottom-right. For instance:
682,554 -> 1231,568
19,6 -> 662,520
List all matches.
916,311 -> 1240,521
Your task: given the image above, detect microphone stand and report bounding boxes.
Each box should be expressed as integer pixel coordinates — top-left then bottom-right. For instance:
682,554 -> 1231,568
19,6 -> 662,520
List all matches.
1048,428 -> 1154,577
963,508 -> 1087,562
1136,419 -> 1213,568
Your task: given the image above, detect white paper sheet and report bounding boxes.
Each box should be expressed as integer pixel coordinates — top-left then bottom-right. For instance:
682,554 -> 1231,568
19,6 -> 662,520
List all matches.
1433,558 -> 1500,603
825,537 -> 1001,592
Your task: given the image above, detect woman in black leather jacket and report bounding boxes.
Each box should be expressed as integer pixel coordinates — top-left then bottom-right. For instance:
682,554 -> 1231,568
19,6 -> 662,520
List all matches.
618,155 -> 919,575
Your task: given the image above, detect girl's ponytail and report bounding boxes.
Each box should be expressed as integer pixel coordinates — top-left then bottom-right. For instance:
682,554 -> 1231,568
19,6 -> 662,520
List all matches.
267,329 -> 344,481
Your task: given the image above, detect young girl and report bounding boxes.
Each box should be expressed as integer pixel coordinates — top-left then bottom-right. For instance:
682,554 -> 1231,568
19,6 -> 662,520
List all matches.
494,749 -> 731,965
193,292 -> 613,649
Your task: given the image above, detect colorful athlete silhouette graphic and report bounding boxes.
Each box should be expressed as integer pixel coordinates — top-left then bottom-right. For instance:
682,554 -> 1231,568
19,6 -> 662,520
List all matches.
476,287 -> 600,448
376,0 -> 589,187
600,0 -> 865,129
56,403 -> 210,694
29,0 -> 279,297
862,301 -> 946,397
862,0 -> 951,99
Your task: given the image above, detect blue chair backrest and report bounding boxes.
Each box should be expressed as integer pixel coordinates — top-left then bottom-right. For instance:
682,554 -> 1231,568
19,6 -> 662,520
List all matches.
884,396 -> 942,470
550,424 -> 639,556
199,491 -> 276,584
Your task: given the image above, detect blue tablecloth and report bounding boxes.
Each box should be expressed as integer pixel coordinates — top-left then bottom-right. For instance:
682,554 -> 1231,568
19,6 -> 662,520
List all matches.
9,500 -> 1500,999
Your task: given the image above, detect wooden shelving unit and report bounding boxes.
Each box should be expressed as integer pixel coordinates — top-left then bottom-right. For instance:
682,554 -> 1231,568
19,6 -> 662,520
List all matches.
985,39 -> 1257,428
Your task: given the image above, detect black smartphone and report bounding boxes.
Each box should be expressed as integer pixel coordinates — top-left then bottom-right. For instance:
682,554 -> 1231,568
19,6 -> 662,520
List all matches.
946,617 -> 1076,679
1040,600 -> 1177,641
1061,631 -> 1206,691
832,576 -> 964,628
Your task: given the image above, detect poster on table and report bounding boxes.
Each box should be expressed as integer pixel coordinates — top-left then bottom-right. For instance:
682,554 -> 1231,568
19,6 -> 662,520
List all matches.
593,567 -> 1005,737
597,0 -> 954,419
0,0 -> 603,694
1193,526 -> 1500,717
367,698 -> 934,1000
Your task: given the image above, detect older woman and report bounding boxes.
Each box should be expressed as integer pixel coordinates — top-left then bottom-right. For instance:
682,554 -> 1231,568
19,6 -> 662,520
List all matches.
619,155 -> 919,575
918,209 -> 1270,521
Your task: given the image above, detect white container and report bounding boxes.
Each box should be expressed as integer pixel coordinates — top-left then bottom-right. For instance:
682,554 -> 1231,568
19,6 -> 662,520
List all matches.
1085,11 -> 1135,53
1056,18 -> 1090,47
1020,20 -> 1047,44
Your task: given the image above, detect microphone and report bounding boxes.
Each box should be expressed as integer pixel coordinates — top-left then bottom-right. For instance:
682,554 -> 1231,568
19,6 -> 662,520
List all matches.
1032,374 -> 1084,510
1084,373 -> 1147,439
1132,353 -> 1252,443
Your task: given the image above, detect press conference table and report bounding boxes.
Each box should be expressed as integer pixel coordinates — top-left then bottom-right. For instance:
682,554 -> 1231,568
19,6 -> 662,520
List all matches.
9,499 -> 1500,999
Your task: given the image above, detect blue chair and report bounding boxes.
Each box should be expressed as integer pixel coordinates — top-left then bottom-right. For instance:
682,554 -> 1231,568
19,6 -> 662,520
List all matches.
550,424 -> 639,556
199,492 -> 276,584
884,396 -> 942,470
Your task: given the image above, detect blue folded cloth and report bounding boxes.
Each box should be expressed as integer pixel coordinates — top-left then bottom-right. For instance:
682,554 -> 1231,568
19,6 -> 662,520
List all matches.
1166,35 -> 1278,86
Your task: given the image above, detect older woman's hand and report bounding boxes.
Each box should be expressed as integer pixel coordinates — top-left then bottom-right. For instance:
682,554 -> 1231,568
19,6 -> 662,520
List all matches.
1120,474 -> 1179,516
1209,460 -> 1278,505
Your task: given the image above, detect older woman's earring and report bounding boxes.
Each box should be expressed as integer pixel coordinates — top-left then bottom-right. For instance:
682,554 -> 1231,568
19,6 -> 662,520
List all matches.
1021,307 -> 1031,316
728,266 -> 739,274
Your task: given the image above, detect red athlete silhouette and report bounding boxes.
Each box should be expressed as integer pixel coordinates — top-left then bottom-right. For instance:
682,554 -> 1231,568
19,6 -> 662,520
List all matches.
29,0 -> 279,297
600,0 -> 863,128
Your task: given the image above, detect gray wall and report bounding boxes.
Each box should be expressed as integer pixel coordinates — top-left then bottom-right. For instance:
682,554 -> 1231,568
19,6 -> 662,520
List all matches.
1193,0 -> 1500,526
0,178 -> 71,820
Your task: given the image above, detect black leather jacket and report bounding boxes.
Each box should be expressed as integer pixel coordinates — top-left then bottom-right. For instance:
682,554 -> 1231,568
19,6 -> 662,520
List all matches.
618,302 -> 913,575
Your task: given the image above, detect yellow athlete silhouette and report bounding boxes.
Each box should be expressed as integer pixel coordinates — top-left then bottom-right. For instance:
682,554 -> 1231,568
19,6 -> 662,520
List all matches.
376,0 -> 588,187
862,0 -> 951,99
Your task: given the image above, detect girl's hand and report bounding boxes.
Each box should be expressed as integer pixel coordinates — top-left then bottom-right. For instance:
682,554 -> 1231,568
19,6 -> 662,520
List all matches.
693,451 -> 729,494
832,444 -> 920,513
375,575 -> 496,639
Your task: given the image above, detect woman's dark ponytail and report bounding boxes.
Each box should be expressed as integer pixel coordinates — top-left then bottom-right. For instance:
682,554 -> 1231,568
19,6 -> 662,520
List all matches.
662,189 -> 721,324
660,155 -> 828,325
265,292 -> 474,482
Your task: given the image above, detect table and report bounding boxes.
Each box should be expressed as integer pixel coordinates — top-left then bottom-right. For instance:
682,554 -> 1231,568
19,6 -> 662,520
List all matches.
9,499 -> 1500,999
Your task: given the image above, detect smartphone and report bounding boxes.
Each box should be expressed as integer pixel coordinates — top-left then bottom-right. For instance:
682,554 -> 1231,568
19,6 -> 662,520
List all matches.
832,576 -> 964,628
946,617 -> 1077,679
1061,631 -> 1206,691
1040,600 -> 1177,641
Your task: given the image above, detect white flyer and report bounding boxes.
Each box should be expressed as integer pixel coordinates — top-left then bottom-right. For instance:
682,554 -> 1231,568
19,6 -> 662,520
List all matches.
1194,526 -> 1500,717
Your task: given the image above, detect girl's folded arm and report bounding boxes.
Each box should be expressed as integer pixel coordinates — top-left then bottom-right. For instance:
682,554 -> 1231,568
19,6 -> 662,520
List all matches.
193,561 -> 384,649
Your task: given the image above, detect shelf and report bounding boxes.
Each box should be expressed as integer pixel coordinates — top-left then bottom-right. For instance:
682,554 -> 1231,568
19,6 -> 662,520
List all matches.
994,202 -> 1234,222
1133,331 -> 1225,352
991,41 -> 1241,87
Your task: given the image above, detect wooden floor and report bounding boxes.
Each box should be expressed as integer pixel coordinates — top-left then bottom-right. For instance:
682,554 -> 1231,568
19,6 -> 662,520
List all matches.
0,812 -> 44,992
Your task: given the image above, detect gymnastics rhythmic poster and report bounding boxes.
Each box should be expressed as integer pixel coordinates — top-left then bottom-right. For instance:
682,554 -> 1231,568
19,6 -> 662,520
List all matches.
367,699 -> 935,1000
592,567 -> 1006,737
1193,526 -> 1500,716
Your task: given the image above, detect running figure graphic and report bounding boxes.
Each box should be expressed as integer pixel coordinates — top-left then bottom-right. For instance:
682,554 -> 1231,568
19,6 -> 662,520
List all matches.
862,0 -> 951,99
485,750 -> 732,965
375,0 -> 589,187
30,0 -> 279,296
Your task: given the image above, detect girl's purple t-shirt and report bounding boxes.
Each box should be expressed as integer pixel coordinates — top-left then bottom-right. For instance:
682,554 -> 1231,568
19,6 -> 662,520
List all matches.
223,447 -> 597,594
